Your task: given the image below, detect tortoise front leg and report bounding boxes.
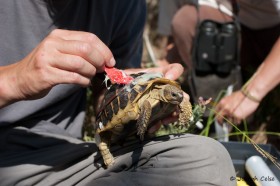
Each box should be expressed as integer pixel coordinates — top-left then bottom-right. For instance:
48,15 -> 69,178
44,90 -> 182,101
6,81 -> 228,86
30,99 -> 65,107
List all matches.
95,132 -> 115,167
136,100 -> 152,140
178,97 -> 193,128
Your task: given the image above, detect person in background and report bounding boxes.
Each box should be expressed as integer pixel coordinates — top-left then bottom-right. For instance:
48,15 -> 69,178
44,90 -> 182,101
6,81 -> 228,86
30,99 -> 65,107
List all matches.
215,1 -> 280,148
0,1 -> 236,185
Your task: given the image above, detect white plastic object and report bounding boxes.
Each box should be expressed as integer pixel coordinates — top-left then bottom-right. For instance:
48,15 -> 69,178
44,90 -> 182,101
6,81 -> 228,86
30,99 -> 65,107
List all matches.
245,155 -> 280,186
214,120 -> 231,142
214,85 -> 234,142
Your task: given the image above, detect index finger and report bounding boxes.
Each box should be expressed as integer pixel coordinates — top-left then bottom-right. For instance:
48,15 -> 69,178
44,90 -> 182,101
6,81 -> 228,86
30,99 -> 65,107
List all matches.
50,29 -> 115,67
214,102 -> 227,124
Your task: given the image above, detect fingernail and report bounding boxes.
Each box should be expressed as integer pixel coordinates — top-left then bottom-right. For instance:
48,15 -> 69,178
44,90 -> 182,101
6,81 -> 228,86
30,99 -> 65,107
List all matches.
165,73 -> 174,80
108,57 -> 116,67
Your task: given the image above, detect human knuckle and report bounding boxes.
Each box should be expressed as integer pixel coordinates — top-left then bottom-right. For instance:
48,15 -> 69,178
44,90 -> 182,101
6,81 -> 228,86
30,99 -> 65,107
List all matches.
34,53 -> 48,69
41,37 -> 56,49
104,53 -> 113,62
38,68 -> 50,83
78,43 -> 91,55
89,66 -> 97,76
68,72 -> 81,83
94,55 -> 104,67
49,29 -> 62,37
70,58 -> 84,70
86,33 -> 98,43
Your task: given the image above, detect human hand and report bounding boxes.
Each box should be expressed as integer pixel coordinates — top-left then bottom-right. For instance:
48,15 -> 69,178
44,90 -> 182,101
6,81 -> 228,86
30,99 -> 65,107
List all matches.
2,29 -> 115,103
215,90 -> 260,124
125,63 -> 184,81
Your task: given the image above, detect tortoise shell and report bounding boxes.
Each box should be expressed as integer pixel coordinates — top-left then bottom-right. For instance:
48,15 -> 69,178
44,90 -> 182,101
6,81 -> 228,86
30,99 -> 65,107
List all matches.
95,73 -> 182,132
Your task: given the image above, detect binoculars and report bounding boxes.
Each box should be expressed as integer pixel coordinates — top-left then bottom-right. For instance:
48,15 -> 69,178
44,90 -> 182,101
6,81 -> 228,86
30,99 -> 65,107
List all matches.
193,20 -> 239,76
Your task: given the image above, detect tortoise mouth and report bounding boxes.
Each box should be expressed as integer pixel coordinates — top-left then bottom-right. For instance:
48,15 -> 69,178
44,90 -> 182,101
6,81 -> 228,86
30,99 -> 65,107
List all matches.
169,100 -> 182,104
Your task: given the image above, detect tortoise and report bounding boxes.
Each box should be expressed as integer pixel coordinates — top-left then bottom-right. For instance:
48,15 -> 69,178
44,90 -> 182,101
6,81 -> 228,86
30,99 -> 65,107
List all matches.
94,72 -> 193,167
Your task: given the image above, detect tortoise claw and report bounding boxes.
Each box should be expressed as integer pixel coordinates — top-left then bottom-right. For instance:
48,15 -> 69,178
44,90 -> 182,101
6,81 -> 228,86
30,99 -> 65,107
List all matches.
137,131 -> 145,141
104,154 -> 115,167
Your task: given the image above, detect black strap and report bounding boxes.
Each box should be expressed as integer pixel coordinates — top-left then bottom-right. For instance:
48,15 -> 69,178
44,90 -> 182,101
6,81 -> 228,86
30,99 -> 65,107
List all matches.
231,0 -> 239,15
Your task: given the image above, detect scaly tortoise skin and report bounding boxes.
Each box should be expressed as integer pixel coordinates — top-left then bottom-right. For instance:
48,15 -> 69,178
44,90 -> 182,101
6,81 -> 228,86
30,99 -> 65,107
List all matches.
94,72 -> 192,167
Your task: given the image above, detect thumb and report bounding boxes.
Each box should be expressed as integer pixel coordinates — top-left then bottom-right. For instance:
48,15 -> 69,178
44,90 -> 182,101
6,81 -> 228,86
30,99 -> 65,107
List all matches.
164,63 -> 184,80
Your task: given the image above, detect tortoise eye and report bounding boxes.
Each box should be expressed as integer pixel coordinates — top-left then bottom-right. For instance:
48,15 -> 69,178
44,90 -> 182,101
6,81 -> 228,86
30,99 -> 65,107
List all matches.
171,92 -> 177,98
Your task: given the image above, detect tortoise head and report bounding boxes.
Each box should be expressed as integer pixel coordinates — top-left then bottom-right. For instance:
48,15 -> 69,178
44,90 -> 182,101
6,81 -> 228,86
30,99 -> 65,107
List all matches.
161,84 -> 184,104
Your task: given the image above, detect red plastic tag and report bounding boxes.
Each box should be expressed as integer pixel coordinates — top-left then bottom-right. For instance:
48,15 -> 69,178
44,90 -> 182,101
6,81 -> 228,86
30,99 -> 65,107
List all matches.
104,67 -> 134,85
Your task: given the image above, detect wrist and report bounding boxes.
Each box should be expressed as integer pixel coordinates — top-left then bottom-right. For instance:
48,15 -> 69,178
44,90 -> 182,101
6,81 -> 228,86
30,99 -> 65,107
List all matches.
0,73 -> 12,108
241,85 -> 261,103
241,80 -> 266,103
0,64 -> 23,108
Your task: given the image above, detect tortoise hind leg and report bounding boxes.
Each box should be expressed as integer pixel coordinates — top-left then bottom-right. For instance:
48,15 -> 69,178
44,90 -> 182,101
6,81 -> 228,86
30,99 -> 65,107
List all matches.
95,132 -> 115,167
136,100 -> 152,140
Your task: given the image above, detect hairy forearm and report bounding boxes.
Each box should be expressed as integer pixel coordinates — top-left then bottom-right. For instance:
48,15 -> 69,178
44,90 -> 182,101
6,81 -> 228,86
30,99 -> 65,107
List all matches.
245,37 -> 280,101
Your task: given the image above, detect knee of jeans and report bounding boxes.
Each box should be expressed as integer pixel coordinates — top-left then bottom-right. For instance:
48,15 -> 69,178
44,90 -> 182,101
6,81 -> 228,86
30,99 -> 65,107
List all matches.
200,136 -> 233,165
195,136 -> 236,185
185,136 -> 235,179
183,135 -> 232,162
